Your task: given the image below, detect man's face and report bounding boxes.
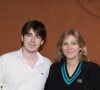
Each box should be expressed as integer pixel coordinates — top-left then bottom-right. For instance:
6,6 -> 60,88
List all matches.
22,28 -> 44,53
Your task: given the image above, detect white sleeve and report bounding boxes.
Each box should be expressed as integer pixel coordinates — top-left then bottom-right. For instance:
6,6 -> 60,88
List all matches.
0,56 -> 5,90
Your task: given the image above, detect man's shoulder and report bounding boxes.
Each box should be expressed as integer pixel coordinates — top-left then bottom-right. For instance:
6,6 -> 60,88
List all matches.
0,49 -> 20,61
37,52 -> 52,65
42,56 -> 52,66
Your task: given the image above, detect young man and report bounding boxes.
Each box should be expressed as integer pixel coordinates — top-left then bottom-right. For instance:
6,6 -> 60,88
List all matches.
0,20 -> 52,90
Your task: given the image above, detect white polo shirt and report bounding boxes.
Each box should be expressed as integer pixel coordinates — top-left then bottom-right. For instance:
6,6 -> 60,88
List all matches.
0,48 -> 52,90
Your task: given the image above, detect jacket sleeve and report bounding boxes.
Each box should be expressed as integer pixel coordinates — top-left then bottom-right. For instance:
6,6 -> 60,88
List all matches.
88,62 -> 100,90
82,62 -> 100,90
94,64 -> 100,90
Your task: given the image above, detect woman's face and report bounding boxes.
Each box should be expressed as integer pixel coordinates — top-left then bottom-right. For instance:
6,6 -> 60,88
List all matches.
62,35 -> 81,60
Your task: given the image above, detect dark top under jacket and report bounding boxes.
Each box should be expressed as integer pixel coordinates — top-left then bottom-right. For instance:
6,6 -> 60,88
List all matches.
44,59 -> 100,90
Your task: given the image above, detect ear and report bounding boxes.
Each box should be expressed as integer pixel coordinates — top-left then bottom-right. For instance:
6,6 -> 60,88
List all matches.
80,47 -> 82,51
21,35 -> 23,42
41,40 -> 44,45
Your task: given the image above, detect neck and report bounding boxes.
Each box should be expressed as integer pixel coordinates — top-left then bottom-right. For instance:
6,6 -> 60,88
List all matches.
22,48 -> 38,68
66,59 -> 79,77
67,59 -> 79,67
22,48 -> 37,60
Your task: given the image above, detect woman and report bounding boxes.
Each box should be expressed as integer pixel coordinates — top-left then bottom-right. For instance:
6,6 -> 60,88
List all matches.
44,29 -> 100,90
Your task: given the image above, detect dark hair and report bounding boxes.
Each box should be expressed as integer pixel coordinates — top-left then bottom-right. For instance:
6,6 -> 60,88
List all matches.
22,20 -> 47,42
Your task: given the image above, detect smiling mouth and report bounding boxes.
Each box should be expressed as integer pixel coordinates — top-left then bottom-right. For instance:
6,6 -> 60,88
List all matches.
29,44 -> 36,47
67,50 -> 74,52
67,51 -> 74,54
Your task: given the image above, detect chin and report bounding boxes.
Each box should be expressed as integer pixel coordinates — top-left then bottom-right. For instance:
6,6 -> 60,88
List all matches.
26,49 -> 36,53
67,56 -> 76,60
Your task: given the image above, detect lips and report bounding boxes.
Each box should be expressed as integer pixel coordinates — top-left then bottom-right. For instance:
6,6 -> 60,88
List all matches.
67,50 -> 74,53
30,45 -> 36,47
28,44 -> 36,48
28,43 -> 36,46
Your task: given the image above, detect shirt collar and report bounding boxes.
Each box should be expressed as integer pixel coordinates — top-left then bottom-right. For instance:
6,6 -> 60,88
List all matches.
16,48 -> 45,67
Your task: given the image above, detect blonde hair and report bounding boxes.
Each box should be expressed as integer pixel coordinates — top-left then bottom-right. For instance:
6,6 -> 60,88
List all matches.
56,28 -> 88,62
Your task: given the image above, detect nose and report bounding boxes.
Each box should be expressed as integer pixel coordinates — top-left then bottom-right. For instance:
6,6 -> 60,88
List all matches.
31,36 -> 35,42
67,44 -> 72,49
